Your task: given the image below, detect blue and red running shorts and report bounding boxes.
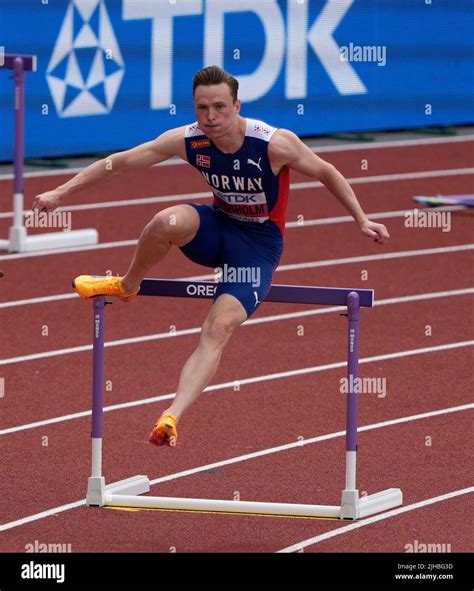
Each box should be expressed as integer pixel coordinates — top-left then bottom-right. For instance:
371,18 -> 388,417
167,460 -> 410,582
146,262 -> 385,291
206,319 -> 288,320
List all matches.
180,204 -> 283,318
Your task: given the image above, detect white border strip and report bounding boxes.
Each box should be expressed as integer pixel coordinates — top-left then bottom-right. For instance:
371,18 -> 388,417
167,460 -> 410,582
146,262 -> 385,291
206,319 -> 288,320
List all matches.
278,487 -> 474,553
1,134 -> 472,181
1,403 -> 472,532
1,340 -> 472,435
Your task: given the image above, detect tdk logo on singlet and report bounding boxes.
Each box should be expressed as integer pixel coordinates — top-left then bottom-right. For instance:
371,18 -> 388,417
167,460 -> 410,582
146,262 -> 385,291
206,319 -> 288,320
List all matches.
225,195 -> 258,203
199,171 -> 269,221
200,172 -> 263,193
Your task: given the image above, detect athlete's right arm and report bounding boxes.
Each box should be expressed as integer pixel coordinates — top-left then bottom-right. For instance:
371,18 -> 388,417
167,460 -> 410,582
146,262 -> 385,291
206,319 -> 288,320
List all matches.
33,126 -> 186,212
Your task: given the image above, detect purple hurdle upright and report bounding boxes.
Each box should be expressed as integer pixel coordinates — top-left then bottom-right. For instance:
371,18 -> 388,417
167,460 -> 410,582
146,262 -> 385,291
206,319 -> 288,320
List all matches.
85,280 -> 403,519
0,54 -> 35,252
91,298 -> 105,478
0,53 -> 97,252
86,296 -> 150,506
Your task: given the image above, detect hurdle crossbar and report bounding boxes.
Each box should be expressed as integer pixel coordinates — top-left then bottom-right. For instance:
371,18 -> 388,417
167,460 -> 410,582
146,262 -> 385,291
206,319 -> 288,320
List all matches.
85,279 -> 402,520
0,54 -> 98,253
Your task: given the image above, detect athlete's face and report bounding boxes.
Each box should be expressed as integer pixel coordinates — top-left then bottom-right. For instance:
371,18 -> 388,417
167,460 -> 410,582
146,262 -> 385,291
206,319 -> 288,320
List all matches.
194,84 -> 240,138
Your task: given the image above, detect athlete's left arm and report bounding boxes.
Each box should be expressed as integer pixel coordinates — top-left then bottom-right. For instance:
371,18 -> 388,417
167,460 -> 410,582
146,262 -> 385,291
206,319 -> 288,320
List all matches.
269,129 -> 389,244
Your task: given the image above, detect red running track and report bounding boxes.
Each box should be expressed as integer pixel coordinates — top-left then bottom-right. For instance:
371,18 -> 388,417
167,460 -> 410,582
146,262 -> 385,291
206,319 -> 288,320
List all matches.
0,138 -> 473,553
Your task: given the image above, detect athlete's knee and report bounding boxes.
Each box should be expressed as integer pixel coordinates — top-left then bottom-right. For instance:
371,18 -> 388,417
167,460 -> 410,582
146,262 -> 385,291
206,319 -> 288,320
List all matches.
143,211 -> 171,241
146,206 -> 198,245
201,314 -> 240,348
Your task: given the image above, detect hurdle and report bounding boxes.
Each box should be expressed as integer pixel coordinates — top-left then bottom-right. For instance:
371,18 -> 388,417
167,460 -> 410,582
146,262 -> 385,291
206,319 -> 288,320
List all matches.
0,53 -> 98,253
85,279 -> 403,519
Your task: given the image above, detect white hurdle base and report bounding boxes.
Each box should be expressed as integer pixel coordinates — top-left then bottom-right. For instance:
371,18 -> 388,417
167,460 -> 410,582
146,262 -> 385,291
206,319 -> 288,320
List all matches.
340,487 -> 403,519
0,226 -> 98,253
86,475 -> 151,507
86,475 -> 402,520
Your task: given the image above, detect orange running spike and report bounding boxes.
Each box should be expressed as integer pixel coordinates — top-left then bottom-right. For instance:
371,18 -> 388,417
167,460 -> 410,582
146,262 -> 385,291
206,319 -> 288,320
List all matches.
149,413 -> 178,447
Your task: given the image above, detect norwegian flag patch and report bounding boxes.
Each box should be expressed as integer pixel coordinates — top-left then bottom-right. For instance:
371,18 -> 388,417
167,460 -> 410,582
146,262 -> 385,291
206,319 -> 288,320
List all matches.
196,154 -> 210,168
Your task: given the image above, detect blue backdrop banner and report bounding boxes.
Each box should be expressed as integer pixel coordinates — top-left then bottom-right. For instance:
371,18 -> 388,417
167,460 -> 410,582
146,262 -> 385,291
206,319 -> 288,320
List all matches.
0,0 -> 472,160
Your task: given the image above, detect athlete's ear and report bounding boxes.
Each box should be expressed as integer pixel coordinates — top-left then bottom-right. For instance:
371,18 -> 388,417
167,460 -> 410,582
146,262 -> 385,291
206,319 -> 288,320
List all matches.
235,99 -> 241,113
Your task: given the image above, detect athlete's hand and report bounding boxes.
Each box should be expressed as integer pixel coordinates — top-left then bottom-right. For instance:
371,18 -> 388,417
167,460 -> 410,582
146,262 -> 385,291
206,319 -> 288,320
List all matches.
32,189 -> 65,213
359,220 -> 390,244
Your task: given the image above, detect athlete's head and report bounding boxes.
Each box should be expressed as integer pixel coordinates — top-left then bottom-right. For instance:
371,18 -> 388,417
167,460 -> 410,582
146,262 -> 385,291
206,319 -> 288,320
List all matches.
193,66 -> 241,138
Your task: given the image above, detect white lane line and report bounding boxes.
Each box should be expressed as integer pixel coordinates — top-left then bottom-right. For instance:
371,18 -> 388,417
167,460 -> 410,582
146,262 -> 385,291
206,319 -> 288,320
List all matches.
149,405 -> 474,487
342,167 -> 471,189
247,289 -> 474,325
0,238 -> 138,260
0,292 -> 78,309
2,167 -> 473,222
278,487 -> 474,553
0,134 -> 472,181
187,244 -> 474,281
1,287 -> 472,365
276,245 -> 474,273
0,284 -> 472,365
1,403 -> 472,532
1,281 -> 472,314
45,203 -> 461,226
0,156 -> 188,180
0,191 -> 210,219
0,343 -> 92,366
0,499 -> 88,532
1,340 -> 472,435
285,205 -> 467,229
294,167 -> 474,192
309,134 -> 474,152
1,244 -> 472,309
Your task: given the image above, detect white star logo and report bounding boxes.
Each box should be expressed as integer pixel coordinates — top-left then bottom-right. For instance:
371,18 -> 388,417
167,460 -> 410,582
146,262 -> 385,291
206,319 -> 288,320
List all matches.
46,0 -> 125,117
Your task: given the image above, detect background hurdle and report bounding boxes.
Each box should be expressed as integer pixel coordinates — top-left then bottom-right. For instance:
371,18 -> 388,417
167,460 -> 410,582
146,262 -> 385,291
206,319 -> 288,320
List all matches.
0,53 -> 98,253
85,279 -> 402,519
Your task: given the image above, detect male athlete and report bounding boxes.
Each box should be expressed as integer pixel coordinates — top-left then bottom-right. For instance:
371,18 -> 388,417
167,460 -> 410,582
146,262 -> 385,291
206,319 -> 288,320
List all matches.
33,66 -> 389,447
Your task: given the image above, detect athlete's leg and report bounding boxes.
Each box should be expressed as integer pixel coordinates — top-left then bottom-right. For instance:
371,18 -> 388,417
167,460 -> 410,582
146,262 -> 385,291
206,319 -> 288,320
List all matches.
163,293 -> 247,420
149,215 -> 281,446
121,204 -> 200,294
74,204 -> 223,301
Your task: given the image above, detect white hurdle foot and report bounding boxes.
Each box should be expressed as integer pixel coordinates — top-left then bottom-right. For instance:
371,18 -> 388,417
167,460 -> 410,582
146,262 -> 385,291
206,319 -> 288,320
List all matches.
358,488 -> 403,518
340,489 -> 359,519
340,488 -> 403,519
87,475 -> 150,507
18,229 -> 98,253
